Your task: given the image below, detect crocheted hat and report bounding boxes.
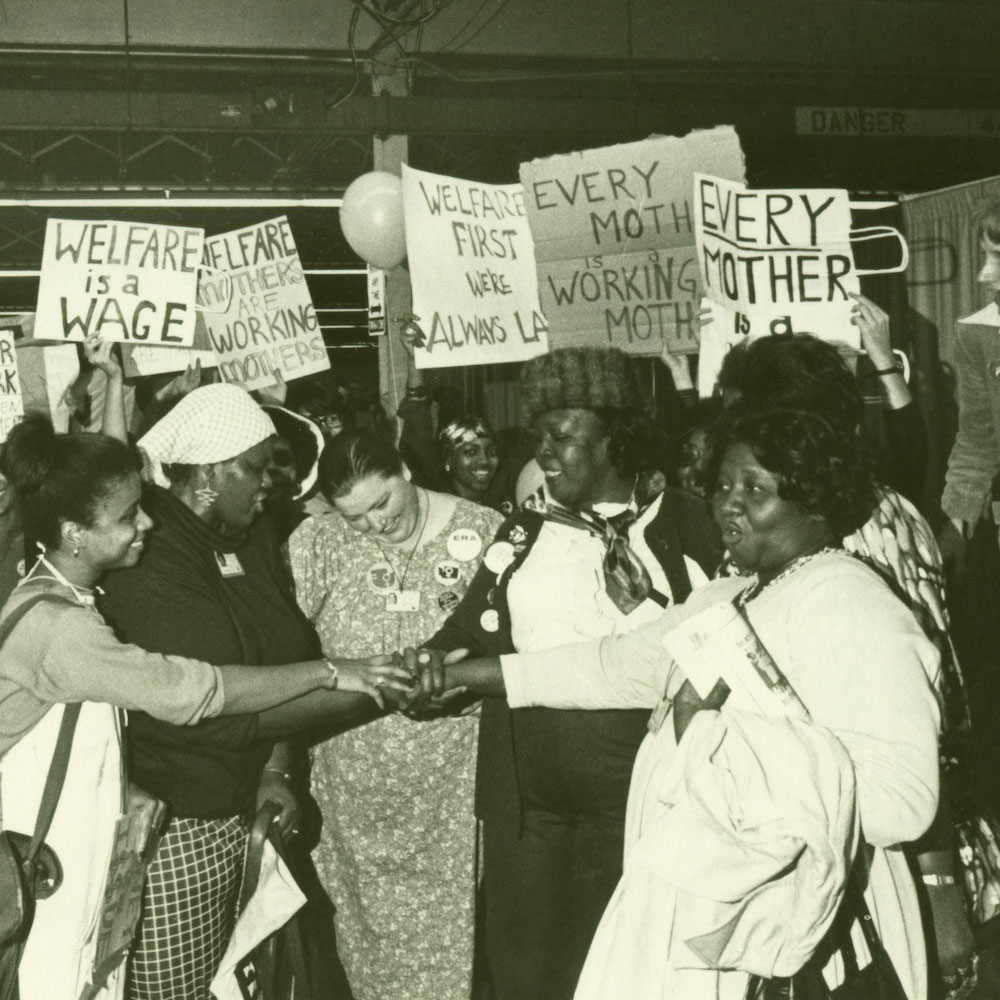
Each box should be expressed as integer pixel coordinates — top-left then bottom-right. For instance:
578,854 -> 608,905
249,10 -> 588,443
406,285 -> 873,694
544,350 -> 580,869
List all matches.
519,347 -> 643,424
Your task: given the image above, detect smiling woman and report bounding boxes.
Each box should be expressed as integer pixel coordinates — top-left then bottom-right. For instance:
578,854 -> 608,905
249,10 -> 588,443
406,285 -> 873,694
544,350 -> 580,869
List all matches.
0,414 -> 401,1000
287,430 -> 505,1000
424,346 -> 722,1000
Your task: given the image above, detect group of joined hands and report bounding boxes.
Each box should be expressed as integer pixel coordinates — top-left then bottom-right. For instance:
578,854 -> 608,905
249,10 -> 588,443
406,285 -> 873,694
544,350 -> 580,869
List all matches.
354,647 -> 469,714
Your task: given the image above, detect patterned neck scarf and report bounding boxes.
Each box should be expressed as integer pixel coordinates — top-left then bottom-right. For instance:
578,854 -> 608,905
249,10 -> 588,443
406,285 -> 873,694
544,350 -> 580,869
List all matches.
537,501 -> 658,615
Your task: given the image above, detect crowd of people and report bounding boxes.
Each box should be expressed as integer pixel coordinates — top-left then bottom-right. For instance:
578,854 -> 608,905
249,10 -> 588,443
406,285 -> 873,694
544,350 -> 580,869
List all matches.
1,212 -> 999,1000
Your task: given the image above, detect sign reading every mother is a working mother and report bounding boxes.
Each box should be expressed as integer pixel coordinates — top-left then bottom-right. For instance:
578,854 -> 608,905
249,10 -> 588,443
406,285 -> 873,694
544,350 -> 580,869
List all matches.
519,127 -> 745,357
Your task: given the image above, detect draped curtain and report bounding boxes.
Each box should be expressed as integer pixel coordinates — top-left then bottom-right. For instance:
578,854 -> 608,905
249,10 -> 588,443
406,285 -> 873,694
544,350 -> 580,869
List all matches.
899,175 -> 1000,512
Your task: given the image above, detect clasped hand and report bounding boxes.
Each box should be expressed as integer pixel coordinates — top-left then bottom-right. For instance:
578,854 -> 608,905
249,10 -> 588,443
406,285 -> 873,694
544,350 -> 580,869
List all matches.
392,647 -> 469,714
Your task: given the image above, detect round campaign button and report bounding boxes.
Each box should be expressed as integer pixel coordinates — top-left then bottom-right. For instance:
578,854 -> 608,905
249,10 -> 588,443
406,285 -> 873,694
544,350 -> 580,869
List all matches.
434,560 -> 462,587
447,528 -> 483,562
438,591 -> 460,614
483,542 -> 515,575
479,609 -> 500,633
366,561 -> 398,594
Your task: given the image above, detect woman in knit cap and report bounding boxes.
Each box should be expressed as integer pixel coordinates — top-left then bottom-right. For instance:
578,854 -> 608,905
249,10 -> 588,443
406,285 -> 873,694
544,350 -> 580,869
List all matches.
424,346 -> 723,1000
98,384 -> 406,1000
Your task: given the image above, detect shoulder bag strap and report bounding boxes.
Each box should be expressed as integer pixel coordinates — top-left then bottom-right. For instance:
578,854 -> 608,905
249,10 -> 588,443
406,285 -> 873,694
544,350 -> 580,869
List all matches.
0,592 -> 82,865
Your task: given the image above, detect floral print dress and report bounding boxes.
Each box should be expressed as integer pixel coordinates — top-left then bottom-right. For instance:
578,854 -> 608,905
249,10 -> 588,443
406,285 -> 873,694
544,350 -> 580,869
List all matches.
289,491 -> 503,1000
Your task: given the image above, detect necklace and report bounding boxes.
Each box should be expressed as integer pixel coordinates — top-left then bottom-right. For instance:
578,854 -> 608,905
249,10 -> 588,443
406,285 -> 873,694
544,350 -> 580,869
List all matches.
735,546 -> 840,609
370,488 -> 429,594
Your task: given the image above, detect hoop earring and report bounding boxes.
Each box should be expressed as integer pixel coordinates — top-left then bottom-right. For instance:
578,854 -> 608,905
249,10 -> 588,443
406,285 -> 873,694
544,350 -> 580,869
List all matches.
195,486 -> 219,509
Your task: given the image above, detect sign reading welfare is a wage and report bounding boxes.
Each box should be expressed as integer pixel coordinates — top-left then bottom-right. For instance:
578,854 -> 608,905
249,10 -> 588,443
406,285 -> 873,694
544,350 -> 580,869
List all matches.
519,127 -> 745,356
35,219 -> 205,346
199,217 -> 329,391
401,164 -> 548,369
693,175 -> 862,395
0,327 -> 23,442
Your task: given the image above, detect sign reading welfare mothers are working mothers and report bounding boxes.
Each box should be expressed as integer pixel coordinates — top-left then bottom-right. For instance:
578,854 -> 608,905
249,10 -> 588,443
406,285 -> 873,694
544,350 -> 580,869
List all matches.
519,127 -> 745,356
401,163 -> 548,369
198,216 -> 329,391
35,219 -> 205,346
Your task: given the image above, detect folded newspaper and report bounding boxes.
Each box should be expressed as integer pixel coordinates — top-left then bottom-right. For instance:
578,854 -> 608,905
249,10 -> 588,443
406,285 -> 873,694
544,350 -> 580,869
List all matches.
660,600 -> 810,720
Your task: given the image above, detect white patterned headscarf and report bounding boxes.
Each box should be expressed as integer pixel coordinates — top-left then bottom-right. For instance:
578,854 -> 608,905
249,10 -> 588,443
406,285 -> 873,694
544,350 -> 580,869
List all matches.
139,384 -> 275,486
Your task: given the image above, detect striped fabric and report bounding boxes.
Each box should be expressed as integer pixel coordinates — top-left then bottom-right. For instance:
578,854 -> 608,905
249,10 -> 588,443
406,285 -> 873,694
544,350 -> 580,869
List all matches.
128,815 -> 247,1000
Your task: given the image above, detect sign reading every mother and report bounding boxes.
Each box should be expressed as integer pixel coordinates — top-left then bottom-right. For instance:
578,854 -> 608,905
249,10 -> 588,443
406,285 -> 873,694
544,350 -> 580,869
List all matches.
401,163 -> 548,368
35,219 -> 205,346
198,216 -> 329,391
694,174 -> 861,338
519,127 -> 745,356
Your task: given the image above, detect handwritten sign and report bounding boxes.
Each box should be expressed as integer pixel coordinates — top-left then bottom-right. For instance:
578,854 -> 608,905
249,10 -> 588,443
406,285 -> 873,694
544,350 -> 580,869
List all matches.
199,216 -> 329,391
401,163 -> 548,369
694,175 -> 862,395
35,219 -> 204,346
0,328 -> 23,442
519,127 -> 745,356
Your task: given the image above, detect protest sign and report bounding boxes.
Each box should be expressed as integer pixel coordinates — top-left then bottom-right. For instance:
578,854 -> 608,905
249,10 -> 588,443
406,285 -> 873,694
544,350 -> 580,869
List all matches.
0,327 -> 23,442
401,163 -> 548,369
35,219 -> 204,346
519,127 -> 745,356
199,216 -> 329,391
121,314 -> 217,377
121,344 -> 217,378
693,176 -> 906,395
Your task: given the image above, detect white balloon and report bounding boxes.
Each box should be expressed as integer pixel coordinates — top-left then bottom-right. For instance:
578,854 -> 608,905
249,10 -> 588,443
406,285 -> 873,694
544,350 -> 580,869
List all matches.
340,171 -> 407,270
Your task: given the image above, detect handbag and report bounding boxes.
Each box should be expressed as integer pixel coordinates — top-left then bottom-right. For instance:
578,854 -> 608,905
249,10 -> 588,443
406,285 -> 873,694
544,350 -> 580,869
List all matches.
744,871 -> 907,999
0,593 -> 82,1000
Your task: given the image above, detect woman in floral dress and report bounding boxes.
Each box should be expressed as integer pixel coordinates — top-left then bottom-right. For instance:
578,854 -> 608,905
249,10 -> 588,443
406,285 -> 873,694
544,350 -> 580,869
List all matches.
289,431 -> 503,1000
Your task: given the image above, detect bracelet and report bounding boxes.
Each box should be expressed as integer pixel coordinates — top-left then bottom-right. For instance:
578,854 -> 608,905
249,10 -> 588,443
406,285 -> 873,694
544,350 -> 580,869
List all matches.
263,766 -> 291,782
324,657 -> 339,691
872,363 -> 904,377
922,873 -> 957,886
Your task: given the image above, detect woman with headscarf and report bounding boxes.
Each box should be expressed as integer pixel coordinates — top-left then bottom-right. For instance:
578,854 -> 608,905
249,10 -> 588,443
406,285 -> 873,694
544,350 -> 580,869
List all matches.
425,346 -> 722,1000
98,384 -> 402,1000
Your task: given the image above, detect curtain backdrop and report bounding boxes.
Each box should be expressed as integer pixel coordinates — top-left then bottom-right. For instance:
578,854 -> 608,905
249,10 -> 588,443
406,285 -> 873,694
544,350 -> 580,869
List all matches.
900,175 -> 1000,512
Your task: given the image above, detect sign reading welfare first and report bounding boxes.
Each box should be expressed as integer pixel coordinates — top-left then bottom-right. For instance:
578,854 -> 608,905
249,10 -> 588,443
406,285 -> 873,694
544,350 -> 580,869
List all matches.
519,127 -> 745,356
401,163 -> 548,368
35,219 -> 205,346
198,216 -> 329,390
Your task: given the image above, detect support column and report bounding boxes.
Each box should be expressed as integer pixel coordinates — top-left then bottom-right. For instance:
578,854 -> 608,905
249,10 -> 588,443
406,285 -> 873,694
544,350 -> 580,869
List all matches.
372,65 -> 412,427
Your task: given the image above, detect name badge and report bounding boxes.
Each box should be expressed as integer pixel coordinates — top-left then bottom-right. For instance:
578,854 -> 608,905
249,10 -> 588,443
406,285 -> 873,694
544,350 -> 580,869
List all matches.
214,552 -> 245,578
385,589 -> 420,613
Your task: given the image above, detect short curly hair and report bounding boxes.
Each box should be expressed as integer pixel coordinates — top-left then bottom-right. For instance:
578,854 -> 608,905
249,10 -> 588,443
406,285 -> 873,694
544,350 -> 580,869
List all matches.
705,404 -> 875,539
716,334 -> 862,437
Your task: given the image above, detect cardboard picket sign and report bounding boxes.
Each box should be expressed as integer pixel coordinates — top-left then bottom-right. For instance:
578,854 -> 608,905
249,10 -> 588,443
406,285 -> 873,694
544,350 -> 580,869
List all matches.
199,216 -> 330,391
34,219 -> 205,346
519,127 -> 745,357
0,327 -> 24,442
693,175 -> 908,395
401,164 -> 549,369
